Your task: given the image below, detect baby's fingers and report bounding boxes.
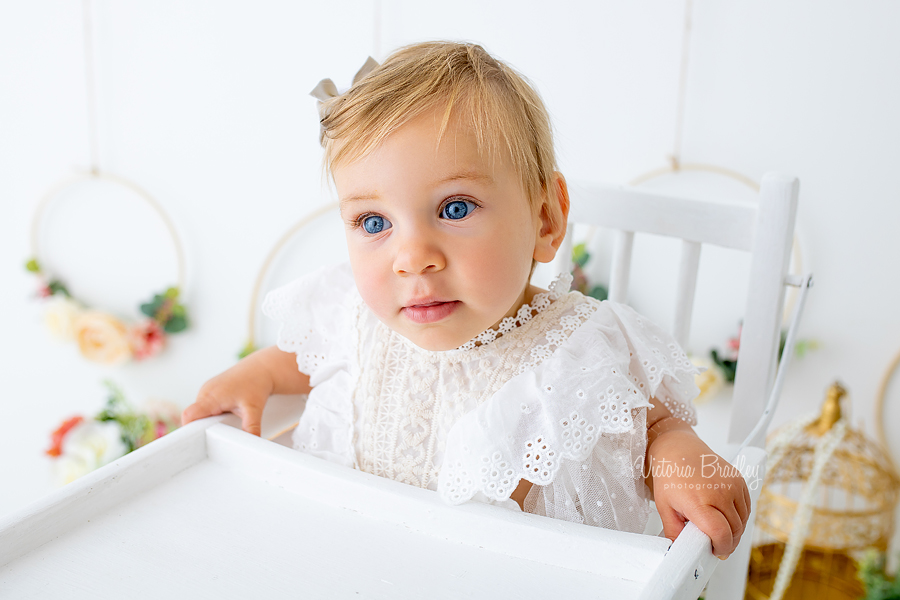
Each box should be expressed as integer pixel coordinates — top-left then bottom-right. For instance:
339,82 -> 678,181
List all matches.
740,481 -> 752,523
181,399 -> 224,425
181,397 -> 262,437
657,503 -> 686,545
233,404 -> 263,437
736,482 -> 751,526
688,504 -> 740,558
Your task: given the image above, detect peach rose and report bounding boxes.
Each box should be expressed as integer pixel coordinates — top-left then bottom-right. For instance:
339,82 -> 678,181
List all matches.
43,297 -> 84,341
73,311 -> 132,364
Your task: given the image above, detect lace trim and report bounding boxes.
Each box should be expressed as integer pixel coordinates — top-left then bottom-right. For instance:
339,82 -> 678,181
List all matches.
437,301 -> 702,506
357,292 -> 584,491
517,300 -> 597,375
457,272 -> 573,351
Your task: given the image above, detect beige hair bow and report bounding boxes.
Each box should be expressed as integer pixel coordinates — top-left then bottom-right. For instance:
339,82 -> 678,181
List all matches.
310,57 -> 380,144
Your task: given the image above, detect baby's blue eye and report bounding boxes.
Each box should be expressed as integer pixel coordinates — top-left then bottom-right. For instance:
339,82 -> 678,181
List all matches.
362,215 -> 391,234
441,199 -> 477,220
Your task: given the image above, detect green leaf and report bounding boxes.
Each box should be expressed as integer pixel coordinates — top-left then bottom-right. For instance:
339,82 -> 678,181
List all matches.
169,304 -> 186,318
588,285 -> 608,302
140,293 -> 166,317
47,280 -> 71,297
25,258 -> 41,273
238,341 -> 257,359
572,243 -> 590,267
709,349 -> 737,383
95,410 -> 116,422
163,314 -> 188,333
103,380 -> 127,408
164,287 -> 180,300
857,550 -> 900,600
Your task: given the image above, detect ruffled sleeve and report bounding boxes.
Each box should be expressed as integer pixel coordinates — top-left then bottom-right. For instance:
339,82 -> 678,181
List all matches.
437,299 -> 700,532
261,262 -> 357,384
606,302 -> 700,426
261,263 -> 360,468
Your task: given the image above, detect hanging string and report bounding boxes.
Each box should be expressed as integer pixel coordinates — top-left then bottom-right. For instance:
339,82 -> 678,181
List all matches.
624,0 -> 803,326
670,0 -> 693,170
372,0 -> 382,59
30,0 -> 188,296
82,0 -> 100,175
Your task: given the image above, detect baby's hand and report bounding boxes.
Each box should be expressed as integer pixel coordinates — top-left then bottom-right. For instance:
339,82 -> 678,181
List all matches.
648,429 -> 751,558
182,354 -> 275,436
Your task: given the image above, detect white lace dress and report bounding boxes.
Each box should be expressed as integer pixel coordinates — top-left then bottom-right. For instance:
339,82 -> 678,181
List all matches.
262,263 -> 700,534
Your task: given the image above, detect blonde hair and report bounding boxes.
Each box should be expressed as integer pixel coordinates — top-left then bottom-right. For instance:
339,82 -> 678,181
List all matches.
319,41 -> 560,229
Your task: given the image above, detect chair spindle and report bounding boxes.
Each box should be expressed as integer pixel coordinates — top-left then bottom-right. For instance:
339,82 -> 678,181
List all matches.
608,230 -> 635,304
672,240 -> 702,348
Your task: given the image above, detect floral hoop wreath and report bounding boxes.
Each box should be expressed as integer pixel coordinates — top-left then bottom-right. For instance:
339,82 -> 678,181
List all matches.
239,201 -> 339,361
238,201 -> 339,440
26,170 -> 189,365
626,162 -> 804,324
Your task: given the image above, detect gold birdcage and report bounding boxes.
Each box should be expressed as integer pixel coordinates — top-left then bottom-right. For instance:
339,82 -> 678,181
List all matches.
746,382 -> 900,600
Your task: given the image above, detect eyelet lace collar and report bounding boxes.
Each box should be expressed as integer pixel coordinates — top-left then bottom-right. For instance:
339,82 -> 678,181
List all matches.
457,272 -> 574,351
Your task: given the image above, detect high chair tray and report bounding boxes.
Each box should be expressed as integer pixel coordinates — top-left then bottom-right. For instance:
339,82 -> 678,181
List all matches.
1,416 -> 720,599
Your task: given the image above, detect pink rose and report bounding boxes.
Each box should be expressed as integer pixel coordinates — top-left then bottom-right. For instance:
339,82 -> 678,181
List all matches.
129,319 -> 166,360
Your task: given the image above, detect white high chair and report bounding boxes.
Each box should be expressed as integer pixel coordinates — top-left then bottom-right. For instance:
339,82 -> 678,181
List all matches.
0,173 -> 804,600
549,171 -> 807,599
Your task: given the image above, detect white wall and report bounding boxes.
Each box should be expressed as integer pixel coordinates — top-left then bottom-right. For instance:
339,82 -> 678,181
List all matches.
2,1 -> 899,520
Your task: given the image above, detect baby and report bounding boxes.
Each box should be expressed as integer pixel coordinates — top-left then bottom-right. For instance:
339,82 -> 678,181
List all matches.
183,41 -> 749,558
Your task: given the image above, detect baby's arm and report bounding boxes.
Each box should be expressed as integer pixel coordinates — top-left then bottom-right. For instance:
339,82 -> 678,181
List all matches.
644,398 -> 751,558
182,346 -> 311,436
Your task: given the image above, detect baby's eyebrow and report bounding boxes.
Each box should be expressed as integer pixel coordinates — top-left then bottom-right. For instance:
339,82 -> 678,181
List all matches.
340,192 -> 380,204
437,171 -> 493,184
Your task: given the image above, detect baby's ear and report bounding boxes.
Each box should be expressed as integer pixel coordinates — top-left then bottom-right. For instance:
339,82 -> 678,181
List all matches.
533,172 -> 570,263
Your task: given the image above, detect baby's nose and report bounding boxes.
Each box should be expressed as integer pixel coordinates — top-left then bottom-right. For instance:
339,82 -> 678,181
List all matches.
393,235 -> 446,275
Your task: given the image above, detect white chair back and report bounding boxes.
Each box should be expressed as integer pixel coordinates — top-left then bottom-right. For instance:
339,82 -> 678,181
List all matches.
554,172 -> 799,449
552,172 -> 800,600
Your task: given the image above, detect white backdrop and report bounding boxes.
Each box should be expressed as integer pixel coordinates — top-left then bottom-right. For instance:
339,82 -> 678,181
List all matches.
2,0 -> 899,525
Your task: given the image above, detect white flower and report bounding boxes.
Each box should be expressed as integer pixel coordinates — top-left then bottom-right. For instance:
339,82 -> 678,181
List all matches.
43,297 -> 83,341
54,420 -> 128,485
691,356 -> 724,405
53,454 -> 93,486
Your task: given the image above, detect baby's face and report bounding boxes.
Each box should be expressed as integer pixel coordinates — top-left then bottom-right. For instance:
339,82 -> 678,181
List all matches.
333,108 -> 546,351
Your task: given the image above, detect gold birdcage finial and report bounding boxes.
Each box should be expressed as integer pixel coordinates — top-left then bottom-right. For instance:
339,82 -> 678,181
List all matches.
807,381 -> 846,437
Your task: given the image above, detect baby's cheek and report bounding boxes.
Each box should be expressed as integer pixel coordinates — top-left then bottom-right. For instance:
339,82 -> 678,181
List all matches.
347,256 -> 393,317
355,278 -> 392,318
